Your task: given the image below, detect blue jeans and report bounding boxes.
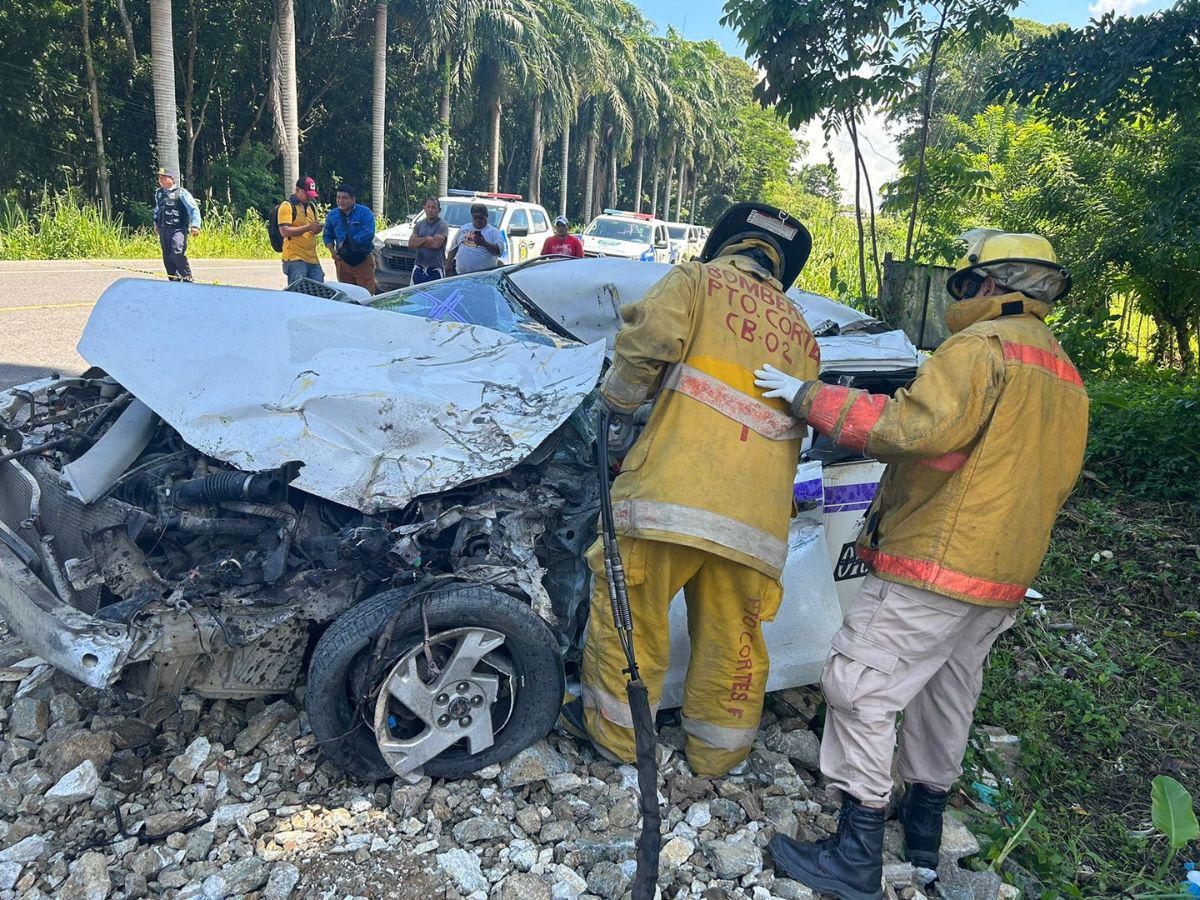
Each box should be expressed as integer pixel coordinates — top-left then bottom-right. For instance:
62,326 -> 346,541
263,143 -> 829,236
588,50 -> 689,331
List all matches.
283,260 -> 325,285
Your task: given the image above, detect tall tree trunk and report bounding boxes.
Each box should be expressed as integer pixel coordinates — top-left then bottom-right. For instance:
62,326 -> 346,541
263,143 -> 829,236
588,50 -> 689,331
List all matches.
80,0 -> 110,212
149,0 -> 180,175
371,1 -> 387,216
527,95 -> 542,204
115,0 -> 138,70
675,162 -> 686,221
662,138 -> 677,222
592,147 -> 604,218
438,55 -> 451,197
689,174 -> 701,225
558,127 -> 569,218
182,0 -> 198,187
632,138 -> 644,213
609,145 -> 619,207
649,149 -> 661,219
845,113 -> 868,304
904,7 -> 948,261
852,116 -> 883,298
582,132 -> 597,224
488,98 -> 502,192
275,0 -> 299,192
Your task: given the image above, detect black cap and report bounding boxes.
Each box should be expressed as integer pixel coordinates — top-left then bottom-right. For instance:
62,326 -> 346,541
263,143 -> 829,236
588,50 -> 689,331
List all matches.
700,203 -> 812,290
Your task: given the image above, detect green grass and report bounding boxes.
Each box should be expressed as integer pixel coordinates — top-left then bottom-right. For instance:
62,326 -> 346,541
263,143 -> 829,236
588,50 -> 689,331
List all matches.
0,191 -> 278,260
962,488 -> 1200,897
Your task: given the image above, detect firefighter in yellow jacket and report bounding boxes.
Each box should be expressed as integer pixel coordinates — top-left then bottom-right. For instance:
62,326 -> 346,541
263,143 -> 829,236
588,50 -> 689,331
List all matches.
578,203 -> 819,777
759,230 -> 1089,900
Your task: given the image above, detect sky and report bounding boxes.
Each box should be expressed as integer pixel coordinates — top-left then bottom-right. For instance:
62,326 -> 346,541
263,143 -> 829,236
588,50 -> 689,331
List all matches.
635,0 -> 1176,201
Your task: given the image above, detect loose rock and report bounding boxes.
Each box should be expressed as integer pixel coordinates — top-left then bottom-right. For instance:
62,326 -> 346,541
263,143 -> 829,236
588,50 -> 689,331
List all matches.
437,849 -> 488,894
703,837 -> 762,878
58,851 -> 109,900
166,736 -> 210,784
499,740 -> 571,788
46,760 -> 101,804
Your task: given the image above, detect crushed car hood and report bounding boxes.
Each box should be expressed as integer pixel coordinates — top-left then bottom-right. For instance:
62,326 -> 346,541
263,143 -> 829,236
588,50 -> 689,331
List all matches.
77,279 -> 606,513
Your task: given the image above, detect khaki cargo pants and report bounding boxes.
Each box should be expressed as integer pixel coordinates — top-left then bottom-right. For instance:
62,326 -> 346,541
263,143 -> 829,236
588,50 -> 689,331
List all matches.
581,536 -> 783,777
820,574 -> 1016,806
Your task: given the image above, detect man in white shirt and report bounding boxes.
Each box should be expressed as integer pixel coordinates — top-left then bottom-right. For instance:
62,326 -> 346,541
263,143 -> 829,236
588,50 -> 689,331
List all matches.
447,203 -> 507,274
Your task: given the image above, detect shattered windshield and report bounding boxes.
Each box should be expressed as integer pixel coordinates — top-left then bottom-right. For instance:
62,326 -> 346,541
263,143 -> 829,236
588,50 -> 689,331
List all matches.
586,218 -> 651,243
373,271 -> 568,347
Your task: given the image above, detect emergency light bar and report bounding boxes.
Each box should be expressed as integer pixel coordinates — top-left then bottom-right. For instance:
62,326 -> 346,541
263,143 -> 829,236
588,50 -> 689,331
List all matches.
447,189 -> 523,200
603,208 -> 654,220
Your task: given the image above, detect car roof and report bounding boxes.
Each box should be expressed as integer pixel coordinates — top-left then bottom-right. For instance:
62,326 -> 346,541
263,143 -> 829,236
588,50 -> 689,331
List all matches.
591,213 -> 664,226
440,193 -> 545,210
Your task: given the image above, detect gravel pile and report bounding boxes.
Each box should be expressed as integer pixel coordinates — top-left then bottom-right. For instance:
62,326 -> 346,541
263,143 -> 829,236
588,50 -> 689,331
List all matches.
0,637 -> 1007,899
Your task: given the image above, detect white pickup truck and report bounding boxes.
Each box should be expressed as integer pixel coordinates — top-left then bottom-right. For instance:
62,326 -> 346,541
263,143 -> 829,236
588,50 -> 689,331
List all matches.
372,191 -> 555,290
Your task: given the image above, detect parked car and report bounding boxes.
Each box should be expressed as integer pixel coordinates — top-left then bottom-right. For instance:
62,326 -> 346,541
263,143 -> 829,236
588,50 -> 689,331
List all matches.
372,191 -> 555,290
665,222 -> 704,261
581,210 -> 674,263
0,259 -> 919,782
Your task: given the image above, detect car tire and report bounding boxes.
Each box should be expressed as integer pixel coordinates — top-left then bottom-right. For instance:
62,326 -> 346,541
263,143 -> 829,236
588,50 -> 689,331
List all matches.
306,583 -> 564,780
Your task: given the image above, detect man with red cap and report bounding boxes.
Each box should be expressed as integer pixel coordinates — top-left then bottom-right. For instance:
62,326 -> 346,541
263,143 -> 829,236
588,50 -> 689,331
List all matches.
278,176 -> 325,285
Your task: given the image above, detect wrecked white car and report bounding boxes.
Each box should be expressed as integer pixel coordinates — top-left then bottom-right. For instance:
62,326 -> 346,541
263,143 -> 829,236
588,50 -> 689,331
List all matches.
0,258 -> 919,781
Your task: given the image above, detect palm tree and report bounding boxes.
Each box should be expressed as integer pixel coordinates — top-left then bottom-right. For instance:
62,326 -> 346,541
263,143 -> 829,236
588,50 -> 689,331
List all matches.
371,1 -> 388,215
271,0 -> 299,191
532,0 -> 608,209
474,2 -> 547,193
149,0 -> 180,175
415,0 -> 541,197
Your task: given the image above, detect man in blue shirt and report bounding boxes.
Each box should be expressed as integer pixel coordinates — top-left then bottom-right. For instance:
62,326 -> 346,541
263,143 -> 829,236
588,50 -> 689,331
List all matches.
323,184 -> 377,293
447,203 -> 507,274
153,167 -> 202,282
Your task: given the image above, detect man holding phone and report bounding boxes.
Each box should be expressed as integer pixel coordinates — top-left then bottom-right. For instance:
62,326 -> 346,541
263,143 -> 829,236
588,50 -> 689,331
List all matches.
447,202 -> 506,274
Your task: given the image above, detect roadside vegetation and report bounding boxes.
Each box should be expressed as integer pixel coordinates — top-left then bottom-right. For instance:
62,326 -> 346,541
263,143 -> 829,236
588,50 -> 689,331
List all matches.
0,191 -> 275,261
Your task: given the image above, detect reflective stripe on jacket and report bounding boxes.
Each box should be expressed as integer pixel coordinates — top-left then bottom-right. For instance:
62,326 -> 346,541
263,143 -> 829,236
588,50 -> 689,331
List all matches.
791,292 -> 1088,607
600,254 -> 821,579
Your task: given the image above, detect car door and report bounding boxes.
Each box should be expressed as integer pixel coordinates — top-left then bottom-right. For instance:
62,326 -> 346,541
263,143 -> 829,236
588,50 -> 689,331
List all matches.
656,226 -> 674,264
509,209 -> 533,263
528,208 -> 552,259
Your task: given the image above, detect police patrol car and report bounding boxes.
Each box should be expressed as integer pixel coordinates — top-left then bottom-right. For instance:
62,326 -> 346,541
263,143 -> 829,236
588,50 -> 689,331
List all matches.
581,209 -> 675,263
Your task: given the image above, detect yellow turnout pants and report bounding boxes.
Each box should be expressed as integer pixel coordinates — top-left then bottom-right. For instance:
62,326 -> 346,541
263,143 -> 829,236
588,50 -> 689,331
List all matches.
581,536 -> 783,776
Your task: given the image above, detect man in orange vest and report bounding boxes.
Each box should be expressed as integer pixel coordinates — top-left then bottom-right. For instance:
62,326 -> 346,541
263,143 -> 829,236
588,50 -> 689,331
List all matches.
578,204 -> 819,777
757,230 -> 1088,900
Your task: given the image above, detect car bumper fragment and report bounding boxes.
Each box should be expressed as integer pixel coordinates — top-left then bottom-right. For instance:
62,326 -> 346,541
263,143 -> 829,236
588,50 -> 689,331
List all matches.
0,542 -> 132,688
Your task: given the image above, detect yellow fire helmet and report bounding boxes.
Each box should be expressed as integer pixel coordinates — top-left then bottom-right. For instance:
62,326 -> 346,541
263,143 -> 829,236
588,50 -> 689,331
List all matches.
946,228 -> 1071,303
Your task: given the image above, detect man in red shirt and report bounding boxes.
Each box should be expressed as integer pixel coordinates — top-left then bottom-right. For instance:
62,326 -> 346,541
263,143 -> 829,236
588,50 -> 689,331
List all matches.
541,215 -> 583,258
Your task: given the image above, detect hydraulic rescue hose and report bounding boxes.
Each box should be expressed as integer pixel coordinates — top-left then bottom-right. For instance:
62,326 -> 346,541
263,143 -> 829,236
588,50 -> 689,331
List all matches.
595,406 -> 661,900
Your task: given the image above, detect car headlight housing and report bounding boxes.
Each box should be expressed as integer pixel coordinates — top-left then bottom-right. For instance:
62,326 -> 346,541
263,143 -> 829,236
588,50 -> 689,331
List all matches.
372,237 -> 384,251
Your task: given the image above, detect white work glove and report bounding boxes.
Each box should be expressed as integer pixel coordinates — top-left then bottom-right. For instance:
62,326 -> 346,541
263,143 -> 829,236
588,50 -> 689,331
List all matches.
754,363 -> 808,404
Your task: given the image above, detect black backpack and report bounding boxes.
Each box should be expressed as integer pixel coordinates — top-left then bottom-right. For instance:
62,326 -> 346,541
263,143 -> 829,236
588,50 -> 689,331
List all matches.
267,199 -> 303,253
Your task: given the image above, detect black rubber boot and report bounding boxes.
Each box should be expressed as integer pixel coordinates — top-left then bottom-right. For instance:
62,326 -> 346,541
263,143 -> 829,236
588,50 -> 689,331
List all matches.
899,783 -> 948,870
768,795 -> 885,900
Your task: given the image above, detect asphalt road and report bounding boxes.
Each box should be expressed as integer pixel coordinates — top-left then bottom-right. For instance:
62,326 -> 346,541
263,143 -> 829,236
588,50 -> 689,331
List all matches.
0,258 -> 335,389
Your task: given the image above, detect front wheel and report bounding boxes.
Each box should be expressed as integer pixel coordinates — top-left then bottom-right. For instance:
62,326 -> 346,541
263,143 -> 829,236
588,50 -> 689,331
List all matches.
306,583 -> 565,780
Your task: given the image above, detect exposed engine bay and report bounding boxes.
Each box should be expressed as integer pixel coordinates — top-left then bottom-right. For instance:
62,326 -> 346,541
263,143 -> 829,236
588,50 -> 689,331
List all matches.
0,373 -> 597,711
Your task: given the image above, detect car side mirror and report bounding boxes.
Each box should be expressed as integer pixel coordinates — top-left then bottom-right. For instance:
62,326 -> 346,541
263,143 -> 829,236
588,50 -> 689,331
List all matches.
509,226 -> 529,237
655,239 -> 668,249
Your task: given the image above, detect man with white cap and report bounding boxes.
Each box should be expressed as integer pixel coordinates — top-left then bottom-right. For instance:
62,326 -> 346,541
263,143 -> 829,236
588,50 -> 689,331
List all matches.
152,168 -> 201,282
541,215 -> 583,258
